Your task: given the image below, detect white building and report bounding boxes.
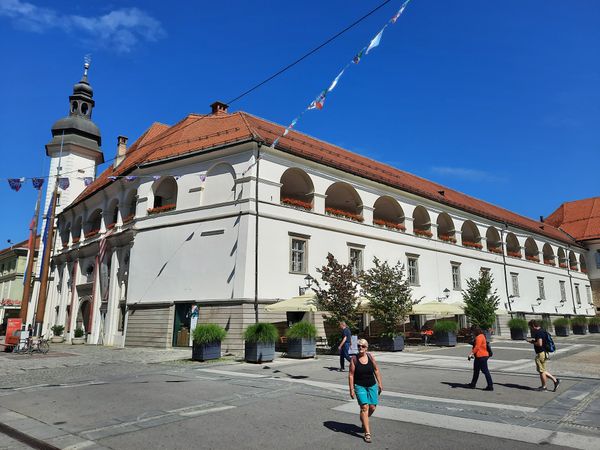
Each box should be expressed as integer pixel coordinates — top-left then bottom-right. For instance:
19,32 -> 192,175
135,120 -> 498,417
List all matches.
35,74 -> 595,353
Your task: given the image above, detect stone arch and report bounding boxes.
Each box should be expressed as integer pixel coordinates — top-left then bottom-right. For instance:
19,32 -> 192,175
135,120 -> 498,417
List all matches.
152,177 -> 178,209
84,209 -> 102,237
412,206 -> 432,237
203,163 -> 236,205
106,199 -> 119,228
60,222 -> 71,247
324,182 -> 363,221
280,168 -> 314,211
579,254 -> 587,273
486,227 -> 502,253
542,243 -> 555,266
568,251 -> 578,271
461,220 -> 482,249
373,196 -> 405,231
76,296 -> 92,334
72,217 -> 83,243
506,232 -> 521,257
123,190 -> 137,221
557,248 -> 566,268
436,212 -> 455,243
524,237 -> 539,262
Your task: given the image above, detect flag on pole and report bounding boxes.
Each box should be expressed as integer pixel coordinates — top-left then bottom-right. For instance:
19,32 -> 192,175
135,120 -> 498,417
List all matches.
22,217 -> 35,285
57,177 -> 70,190
32,178 -> 45,190
8,178 -> 24,191
83,177 -> 93,186
38,192 -> 55,275
366,27 -> 385,54
98,230 -> 111,264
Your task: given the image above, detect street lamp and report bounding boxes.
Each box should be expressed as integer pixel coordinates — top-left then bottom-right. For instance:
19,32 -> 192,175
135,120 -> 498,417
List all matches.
299,274 -> 314,295
437,288 -> 450,302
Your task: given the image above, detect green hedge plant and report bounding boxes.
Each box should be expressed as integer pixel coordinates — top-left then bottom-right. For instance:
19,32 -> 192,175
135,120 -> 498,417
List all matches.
433,321 -> 458,333
193,324 -> 227,345
51,325 -> 65,336
553,318 -> 570,328
570,316 -> 588,327
588,317 -> 600,326
285,321 -> 317,340
244,323 -> 279,344
74,327 -> 85,338
508,318 -> 528,331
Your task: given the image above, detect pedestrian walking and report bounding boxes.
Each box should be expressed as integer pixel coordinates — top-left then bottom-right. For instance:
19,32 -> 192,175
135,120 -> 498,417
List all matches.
467,327 -> 493,391
348,338 -> 382,443
528,320 -> 560,392
338,321 -> 352,372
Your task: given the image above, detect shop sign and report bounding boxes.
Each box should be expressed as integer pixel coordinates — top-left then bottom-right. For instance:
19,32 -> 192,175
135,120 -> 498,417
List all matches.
1,299 -> 21,307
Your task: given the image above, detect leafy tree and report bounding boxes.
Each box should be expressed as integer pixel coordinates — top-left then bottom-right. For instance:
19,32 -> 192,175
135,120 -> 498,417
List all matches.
313,253 -> 360,347
462,270 -> 500,330
360,257 -> 415,338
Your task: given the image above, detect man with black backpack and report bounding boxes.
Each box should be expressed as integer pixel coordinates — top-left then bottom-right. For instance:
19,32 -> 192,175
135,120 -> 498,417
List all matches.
528,320 -> 560,392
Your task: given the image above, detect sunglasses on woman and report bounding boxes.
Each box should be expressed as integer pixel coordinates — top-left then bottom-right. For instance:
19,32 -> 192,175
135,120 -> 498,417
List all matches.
358,344 -> 368,348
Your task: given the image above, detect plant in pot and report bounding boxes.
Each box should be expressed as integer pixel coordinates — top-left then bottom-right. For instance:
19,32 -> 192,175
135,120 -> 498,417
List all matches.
50,325 -> 65,343
359,257 -> 418,352
552,318 -> 570,337
192,324 -> 227,361
588,317 -> 600,333
571,316 -> 588,335
286,321 -> 317,358
72,327 -> 86,344
244,322 -> 279,363
508,318 -> 528,340
433,320 -> 459,346
462,270 -> 500,342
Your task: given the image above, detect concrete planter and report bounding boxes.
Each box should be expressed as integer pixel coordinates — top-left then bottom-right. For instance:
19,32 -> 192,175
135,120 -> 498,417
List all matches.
510,329 -> 527,340
435,331 -> 457,347
286,338 -> 316,359
554,326 -> 569,337
572,325 -> 587,335
245,341 -> 275,363
71,337 -> 86,345
381,335 -> 405,352
51,336 -> 64,343
192,342 -> 221,361
588,324 -> 600,333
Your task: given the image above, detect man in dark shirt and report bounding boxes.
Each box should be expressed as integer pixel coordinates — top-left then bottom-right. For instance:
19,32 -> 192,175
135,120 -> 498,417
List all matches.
338,321 -> 352,372
528,320 -> 560,392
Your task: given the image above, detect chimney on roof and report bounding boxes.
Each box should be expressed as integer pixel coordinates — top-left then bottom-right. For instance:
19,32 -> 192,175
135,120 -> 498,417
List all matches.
113,135 -> 128,169
210,101 -> 229,115
540,215 -> 544,223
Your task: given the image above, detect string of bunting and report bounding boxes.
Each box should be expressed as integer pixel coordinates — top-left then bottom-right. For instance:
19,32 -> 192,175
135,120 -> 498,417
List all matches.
271,0 -> 411,148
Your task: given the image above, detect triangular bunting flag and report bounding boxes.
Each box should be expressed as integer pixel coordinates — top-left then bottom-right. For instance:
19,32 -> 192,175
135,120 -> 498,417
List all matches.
366,27 -> 385,54
8,178 -> 23,192
126,176 -> 137,182
57,177 -> 70,190
83,177 -> 93,186
327,69 -> 345,92
32,178 -> 45,190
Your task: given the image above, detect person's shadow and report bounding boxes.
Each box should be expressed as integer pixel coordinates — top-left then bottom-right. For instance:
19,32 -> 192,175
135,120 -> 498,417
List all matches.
323,421 -> 363,438
324,366 -> 340,372
441,382 -> 474,389
494,382 -> 536,391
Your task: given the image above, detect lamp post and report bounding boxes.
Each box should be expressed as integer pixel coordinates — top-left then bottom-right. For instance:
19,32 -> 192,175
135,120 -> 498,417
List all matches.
299,274 -> 314,296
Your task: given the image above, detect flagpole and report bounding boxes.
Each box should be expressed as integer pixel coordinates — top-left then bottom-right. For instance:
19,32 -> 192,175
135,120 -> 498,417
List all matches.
19,187 -> 43,323
34,132 -> 64,335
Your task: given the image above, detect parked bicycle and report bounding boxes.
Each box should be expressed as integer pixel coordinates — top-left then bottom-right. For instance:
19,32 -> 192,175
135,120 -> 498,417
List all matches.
12,335 -> 50,355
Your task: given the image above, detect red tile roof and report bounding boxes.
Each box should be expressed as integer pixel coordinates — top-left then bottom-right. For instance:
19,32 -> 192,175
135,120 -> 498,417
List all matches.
65,110 -> 580,246
0,236 -> 39,257
546,197 -> 600,242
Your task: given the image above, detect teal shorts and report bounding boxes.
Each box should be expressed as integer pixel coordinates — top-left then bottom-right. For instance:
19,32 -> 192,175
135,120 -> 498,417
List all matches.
355,383 -> 379,406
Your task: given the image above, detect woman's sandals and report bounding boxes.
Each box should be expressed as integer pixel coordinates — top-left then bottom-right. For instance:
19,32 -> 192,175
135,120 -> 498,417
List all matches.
364,433 -> 372,443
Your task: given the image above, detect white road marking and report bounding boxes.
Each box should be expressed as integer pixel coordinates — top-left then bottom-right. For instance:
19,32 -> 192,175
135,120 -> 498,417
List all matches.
179,405 -> 236,417
571,392 -> 589,401
333,403 -> 600,450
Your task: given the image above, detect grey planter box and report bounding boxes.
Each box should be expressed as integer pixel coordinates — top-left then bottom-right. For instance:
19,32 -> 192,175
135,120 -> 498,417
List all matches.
287,338 -> 316,358
435,331 -> 457,347
572,325 -> 587,335
510,329 -> 527,340
245,341 -> 275,363
589,324 -> 600,333
381,336 -> 405,352
192,342 -> 221,361
554,326 -> 569,337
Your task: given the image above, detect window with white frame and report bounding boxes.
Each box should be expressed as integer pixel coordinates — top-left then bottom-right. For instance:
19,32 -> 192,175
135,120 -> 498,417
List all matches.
537,277 -> 546,300
511,273 -> 519,297
586,286 -> 592,304
349,247 -> 363,277
290,237 -> 308,274
559,280 -> 567,302
451,263 -> 461,290
407,255 -> 419,286
575,284 -> 581,305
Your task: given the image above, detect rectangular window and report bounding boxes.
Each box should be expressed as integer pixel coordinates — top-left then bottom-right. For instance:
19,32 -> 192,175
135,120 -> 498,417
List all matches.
407,256 -> 419,286
575,284 -> 581,305
559,281 -> 566,302
511,273 -> 519,297
586,286 -> 592,304
290,238 -> 307,274
451,263 -> 461,290
349,247 -> 363,277
596,250 -> 600,269
537,277 -> 545,300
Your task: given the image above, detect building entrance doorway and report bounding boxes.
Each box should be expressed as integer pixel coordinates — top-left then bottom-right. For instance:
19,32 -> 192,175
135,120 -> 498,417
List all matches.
76,297 -> 91,333
172,303 -> 193,347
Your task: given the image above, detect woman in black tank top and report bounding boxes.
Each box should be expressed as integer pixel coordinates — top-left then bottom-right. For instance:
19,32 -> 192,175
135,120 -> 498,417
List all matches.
349,338 -> 383,443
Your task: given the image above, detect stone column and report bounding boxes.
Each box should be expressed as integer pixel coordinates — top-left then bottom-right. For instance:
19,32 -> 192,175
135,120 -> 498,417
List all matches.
104,249 -> 121,346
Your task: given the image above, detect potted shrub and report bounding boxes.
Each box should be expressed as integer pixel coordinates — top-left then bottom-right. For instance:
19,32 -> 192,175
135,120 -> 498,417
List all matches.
359,257 -> 417,352
553,318 -> 570,337
50,325 -> 65,343
244,323 -> 278,363
433,320 -> 458,346
508,318 -> 528,340
72,327 -> 86,345
571,316 -> 588,335
192,324 -> 227,361
588,317 -> 600,333
462,271 -> 500,343
285,321 -> 317,359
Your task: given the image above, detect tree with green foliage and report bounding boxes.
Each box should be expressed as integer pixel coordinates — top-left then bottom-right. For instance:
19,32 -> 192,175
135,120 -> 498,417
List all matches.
462,270 -> 500,330
360,257 -> 416,337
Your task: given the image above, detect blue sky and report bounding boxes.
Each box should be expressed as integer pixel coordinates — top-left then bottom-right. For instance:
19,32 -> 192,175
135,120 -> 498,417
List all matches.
0,0 -> 599,245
